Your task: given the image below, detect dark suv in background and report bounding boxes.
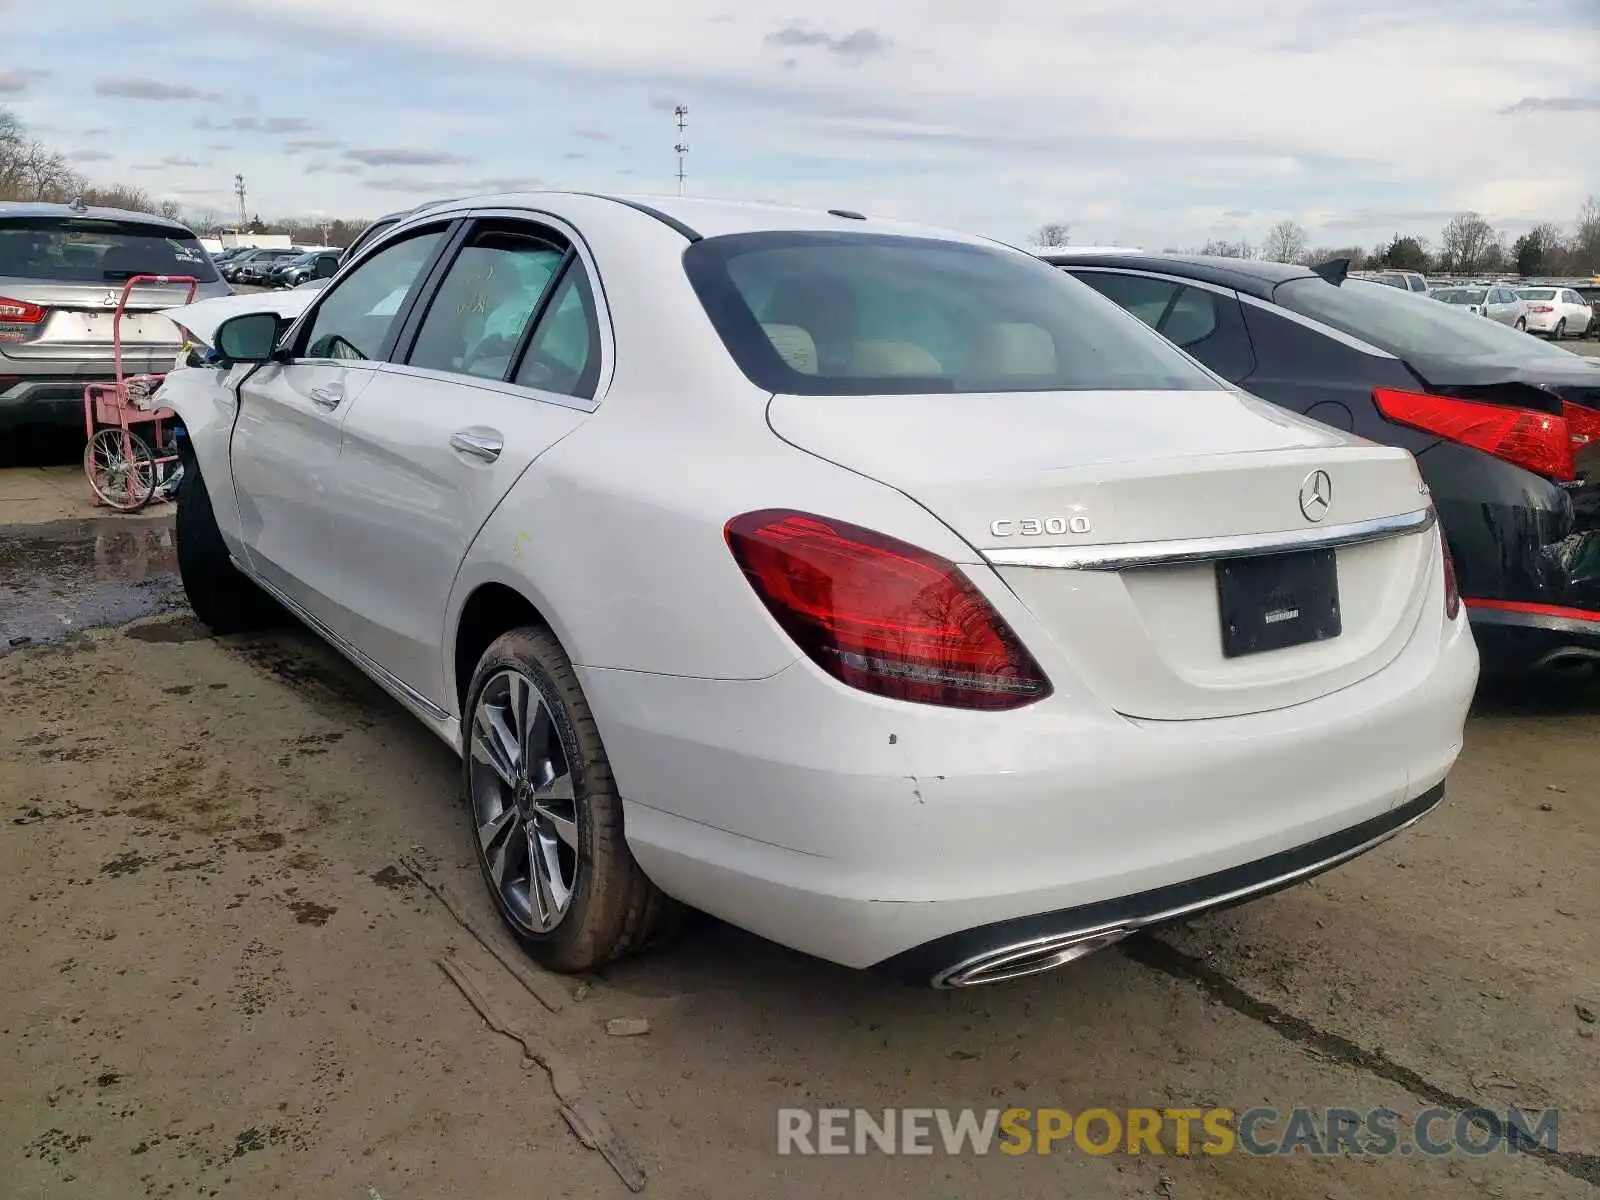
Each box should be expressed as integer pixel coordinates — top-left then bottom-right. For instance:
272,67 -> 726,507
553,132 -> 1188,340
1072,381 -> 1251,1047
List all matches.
1046,251 -> 1600,674
0,200 -> 232,429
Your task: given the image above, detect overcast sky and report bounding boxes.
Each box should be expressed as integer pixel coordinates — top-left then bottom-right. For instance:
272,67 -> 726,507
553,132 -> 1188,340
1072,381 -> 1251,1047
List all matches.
3,0 -> 1596,247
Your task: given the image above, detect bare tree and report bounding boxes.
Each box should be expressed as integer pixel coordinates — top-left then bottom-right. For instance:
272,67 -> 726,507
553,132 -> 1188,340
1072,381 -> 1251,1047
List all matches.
1198,239 -> 1255,259
186,205 -> 222,235
1031,222 -> 1072,249
1572,194 -> 1600,273
1260,219 -> 1309,264
157,198 -> 183,221
1438,212 -> 1499,274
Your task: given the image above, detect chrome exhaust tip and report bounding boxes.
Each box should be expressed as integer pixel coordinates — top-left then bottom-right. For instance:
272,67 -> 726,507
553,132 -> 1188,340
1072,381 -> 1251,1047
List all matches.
932,926 -> 1132,988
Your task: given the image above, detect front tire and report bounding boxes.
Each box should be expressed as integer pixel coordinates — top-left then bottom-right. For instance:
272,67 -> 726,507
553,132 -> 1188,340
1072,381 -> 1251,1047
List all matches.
462,627 -> 678,973
175,458 -> 279,633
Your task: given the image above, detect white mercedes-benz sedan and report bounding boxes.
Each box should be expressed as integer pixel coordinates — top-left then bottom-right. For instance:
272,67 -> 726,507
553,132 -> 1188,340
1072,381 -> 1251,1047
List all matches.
157,193 -> 1478,987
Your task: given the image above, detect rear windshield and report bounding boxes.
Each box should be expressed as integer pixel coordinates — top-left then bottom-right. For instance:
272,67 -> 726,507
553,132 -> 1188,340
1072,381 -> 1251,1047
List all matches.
683,232 -> 1221,395
1276,278 -> 1577,363
0,216 -> 219,283
1435,288 -> 1485,304
1517,288 -> 1557,300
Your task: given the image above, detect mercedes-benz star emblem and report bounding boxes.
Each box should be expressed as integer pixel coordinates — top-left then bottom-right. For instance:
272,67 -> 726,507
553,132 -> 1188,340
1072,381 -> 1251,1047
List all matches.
1299,470 -> 1333,522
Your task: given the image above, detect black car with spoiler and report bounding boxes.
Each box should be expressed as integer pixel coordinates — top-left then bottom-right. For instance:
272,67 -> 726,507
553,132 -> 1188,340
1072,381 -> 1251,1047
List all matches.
1044,250 -> 1600,675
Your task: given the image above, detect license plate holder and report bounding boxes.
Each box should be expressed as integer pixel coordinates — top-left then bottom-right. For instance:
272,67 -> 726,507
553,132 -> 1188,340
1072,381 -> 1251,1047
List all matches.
1216,549 -> 1341,658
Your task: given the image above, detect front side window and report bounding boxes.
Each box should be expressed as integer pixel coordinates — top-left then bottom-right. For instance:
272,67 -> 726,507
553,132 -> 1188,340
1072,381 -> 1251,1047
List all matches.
300,229 -> 443,361
685,233 -> 1219,395
408,228 -> 565,380
513,262 -> 601,399
0,216 -> 219,283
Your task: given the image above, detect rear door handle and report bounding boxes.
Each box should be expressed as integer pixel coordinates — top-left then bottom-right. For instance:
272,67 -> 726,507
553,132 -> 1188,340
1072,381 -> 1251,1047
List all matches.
450,428 -> 504,463
309,384 -> 343,410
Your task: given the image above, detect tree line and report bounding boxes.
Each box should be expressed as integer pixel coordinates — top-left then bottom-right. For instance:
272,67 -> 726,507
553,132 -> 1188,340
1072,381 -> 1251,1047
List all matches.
1039,199 -> 1600,278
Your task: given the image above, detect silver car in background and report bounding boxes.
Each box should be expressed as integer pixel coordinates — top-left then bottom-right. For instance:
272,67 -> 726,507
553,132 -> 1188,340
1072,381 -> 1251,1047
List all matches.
0,200 -> 232,428
1430,284 -> 1529,330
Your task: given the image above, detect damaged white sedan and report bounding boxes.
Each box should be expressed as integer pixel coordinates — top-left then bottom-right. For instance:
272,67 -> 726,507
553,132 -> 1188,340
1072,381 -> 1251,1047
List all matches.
156,193 -> 1477,986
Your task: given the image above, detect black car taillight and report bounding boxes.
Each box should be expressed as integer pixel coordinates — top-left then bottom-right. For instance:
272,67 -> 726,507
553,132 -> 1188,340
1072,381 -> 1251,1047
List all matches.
1374,387 -> 1574,481
725,510 -> 1051,710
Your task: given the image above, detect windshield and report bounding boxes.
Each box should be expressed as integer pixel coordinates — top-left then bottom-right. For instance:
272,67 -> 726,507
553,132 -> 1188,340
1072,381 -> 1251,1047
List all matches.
1517,289 -> 1557,300
684,232 -> 1221,395
0,216 -> 219,283
1277,278 -> 1581,364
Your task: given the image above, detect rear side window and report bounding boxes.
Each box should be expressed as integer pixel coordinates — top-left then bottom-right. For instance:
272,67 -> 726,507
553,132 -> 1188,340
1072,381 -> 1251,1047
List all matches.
408,227 -> 565,380
1409,277 -> 1428,292
1072,272 -> 1219,347
684,232 -> 1219,395
0,216 -> 219,283
513,262 -> 601,400
1277,278 -> 1581,364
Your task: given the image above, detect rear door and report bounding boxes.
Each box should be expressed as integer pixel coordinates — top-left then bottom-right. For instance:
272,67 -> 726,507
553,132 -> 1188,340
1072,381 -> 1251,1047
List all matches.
230,221 -> 454,624
320,213 -> 609,707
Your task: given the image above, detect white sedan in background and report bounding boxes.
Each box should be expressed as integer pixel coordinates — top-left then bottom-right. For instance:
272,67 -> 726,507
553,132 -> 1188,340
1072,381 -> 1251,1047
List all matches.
155,193 -> 1476,987
1515,286 -> 1594,340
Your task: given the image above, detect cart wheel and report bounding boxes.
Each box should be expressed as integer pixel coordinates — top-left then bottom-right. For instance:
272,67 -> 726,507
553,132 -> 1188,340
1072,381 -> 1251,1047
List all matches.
85,428 -> 158,512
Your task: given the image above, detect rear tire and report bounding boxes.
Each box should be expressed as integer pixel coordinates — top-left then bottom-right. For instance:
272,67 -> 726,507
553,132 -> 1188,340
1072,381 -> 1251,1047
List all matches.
462,627 -> 680,974
1552,319 -> 1566,341
1515,317 -> 1527,331
175,457 -> 279,633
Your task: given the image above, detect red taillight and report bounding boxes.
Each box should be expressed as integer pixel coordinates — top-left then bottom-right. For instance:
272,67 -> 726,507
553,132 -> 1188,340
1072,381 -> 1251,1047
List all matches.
724,510 -> 1052,710
1528,304 -> 1554,313
1439,532 -> 1460,620
0,296 -> 45,323
1373,387 -> 1574,481
1563,402 -> 1600,450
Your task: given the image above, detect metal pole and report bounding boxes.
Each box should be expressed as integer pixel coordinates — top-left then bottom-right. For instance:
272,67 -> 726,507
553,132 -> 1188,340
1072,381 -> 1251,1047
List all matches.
673,106 -> 688,196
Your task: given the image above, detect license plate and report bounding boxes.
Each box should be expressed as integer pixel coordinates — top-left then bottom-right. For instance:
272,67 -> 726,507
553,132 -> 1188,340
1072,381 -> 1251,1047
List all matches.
1216,549 -> 1341,658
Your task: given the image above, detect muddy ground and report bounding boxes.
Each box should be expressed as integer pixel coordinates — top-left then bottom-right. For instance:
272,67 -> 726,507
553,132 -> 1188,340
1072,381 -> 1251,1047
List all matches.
1,496 -> 1597,1199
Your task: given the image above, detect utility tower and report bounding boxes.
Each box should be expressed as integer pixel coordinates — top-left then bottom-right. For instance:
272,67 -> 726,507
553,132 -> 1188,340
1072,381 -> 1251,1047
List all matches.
233,174 -> 247,228
673,105 -> 688,196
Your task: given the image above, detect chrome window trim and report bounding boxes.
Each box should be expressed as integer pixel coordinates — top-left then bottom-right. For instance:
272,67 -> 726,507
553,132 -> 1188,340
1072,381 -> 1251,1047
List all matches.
1060,264 -> 1241,300
984,506 -> 1435,571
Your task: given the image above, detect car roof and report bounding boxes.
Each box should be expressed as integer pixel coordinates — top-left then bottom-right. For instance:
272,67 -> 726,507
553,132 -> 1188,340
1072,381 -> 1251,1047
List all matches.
400,190 -> 1001,248
1040,250 -> 1318,299
0,199 -> 195,234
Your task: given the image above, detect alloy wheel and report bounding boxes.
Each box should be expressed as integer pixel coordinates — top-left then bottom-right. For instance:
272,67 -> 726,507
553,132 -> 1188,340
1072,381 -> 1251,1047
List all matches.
467,668 -> 580,933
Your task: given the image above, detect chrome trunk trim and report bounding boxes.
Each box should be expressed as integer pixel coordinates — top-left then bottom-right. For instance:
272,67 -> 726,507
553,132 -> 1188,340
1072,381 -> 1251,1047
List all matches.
984,507 -> 1435,572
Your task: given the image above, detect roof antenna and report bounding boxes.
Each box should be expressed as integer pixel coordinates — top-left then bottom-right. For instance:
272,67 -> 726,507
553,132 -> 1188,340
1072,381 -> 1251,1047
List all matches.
1310,257 -> 1350,286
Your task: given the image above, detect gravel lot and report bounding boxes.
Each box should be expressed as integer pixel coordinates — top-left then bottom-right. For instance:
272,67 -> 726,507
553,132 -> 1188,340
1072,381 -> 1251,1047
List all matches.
1,342 -> 1597,1198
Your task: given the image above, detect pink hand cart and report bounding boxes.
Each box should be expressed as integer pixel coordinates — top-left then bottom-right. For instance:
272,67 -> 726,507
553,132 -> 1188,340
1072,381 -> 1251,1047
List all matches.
82,273 -> 199,512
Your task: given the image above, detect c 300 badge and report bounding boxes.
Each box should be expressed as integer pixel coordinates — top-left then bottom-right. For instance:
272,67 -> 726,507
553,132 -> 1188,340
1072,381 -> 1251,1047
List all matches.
989,514 -> 1092,537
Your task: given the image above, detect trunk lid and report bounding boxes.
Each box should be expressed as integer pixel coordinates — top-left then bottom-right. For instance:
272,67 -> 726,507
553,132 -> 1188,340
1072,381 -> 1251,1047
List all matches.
769,389 -> 1438,720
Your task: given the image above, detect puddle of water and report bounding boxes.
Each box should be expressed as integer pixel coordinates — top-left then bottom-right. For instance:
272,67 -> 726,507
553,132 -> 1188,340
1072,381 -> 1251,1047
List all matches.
1,517 -> 184,651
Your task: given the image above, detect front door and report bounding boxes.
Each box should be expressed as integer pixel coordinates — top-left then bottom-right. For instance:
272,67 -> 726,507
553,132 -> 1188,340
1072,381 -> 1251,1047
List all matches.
322,219 -> 608,708
230,223 -> 452,625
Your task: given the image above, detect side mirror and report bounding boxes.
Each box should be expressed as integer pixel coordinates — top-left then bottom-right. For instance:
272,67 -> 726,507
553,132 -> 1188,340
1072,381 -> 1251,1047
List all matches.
215,311 -> 283,365
313,257 -> 338,279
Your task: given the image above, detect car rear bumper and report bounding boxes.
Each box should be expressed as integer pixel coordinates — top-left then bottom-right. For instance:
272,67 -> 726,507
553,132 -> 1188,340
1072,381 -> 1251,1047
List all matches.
588,601 -> 1477,973
1467,599 -> 1600,672
0,356 -> 180,427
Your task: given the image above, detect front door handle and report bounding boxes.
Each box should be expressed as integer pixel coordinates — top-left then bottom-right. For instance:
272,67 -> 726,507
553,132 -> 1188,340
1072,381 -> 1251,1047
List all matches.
309,384 -> 343,410
450,428 -> 504,463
